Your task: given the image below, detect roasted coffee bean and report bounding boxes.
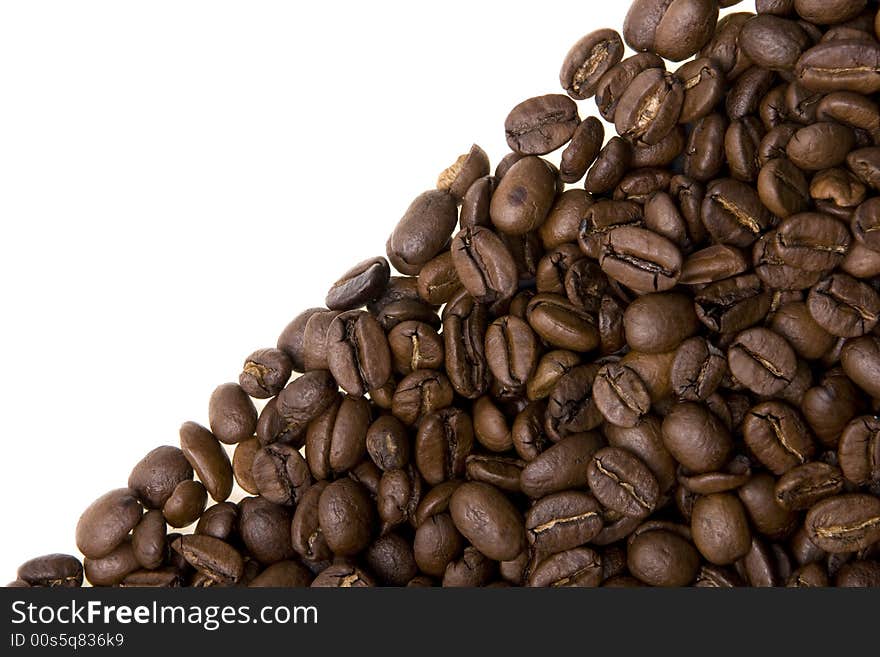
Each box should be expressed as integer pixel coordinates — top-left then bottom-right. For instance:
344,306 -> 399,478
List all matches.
311,563 -> 375,588
415,408 -> 474,485
671,337 -> 727,401
770,301 -> 836,360
179,422 -> 233,503
237,496 -> 294,565
17,554 -> 83,588
740,15 -> 811,73
208,383 -> 257,445
803,369 -> 866,447
465,454 -> 524,493
521,433 -> 604,499
437,144 -> 491,201
677,58 -> 725,124
585,137 -> 633,195
852,197 -> 880,252
459,176 -> 496,231
737,473 -> 798,540
728,328 -> 797,396
561,29 -> 625,101
301,310 -> 340,371
163,479 -> 207,528
450,226 -> 518,307
587,447 -> 659,519
624,292 -> 699,354
365,533 -> 418,587
684,113 -> 728,182
290,481 -> 330,563
365,414 -> 410,472
776,462 -> 845,511
700,12 -> 752,79
128,446 -> 193,510
318,479 -> 375,557
326,257 -> 390,311
560,117 -> 604,183
593,363 -> 651,428
807,273 -> 880,337
195,502 -> 238,541
248,561 -> 312,588
252,442 -> 312,506
544,364 -> 603,441
577,200 -> 642,259
277,307 -> 323,373
596,53 -> 665,122
391,370 -> 454,427
680,245 -> 749,285
172,535 -> 243,585
525,491 -> 602,553
84,540 -> 141,587
276,369 -> 339,433
692,493 -> 753,565
806,494 -> 880,553
531,547 -> 604,588
450,482 -> 526,562
326,310 -> 391,397
796,40 -> 880,95
811,168 -> 866,212
526,293 -> 599,353
615,68 -> 684,146
623,0 -> 719,62
662,402 -> 734,474
598,226 -> 682,293
387,189 -> 458,276
605,417 -> 677,494
743,401 -> 816,475
239,348 -> 293,399
787,122 -> 857,171
75,488 -> 143,560
726,118 -> 764,183
485,315 -> 539,392
703,179 -> 774,247
417,253 -> 460,306
505,95 -> 579,156
838,416 -> 880,488
490,157 -> 557,236
627,529 -> 701,587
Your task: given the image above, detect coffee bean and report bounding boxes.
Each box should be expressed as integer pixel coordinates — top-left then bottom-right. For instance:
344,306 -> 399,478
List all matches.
593,363 -> 651,428
311,563 -> 375,588
75,488 -> 143,560
527,547 -> 603,587
326,257 -> 390,311
615,68 -> 684,146
796,40 -> 880,95
807,273 -> 880,337
728,327 -> 797,396
560,29 -> 625,100
525,491 -> 602,553
128,446 -> 193,510
450,482 -> 526,561
627,529 -> 700,587
208,383 -> 257,445
521,433 -> 604,499
560,117 -> 604,183
17,554 -> 83,588
415,408 -> 474,485
490,157 -> 558,236
505,95 -> 579,156
277,307 -> 323,373
806,494 -> 880,553
195,502 -> 238,541
737,473 -> 798,540
172,534 -> 243,584
239,348 -> 293,399
691,493 -> 753,565
163,479 -> 207,528
743,401 -> 816,474
662,402 -> 734,473
623,0 -> 719,62
318,479 -> 375,557
326,310 -> 392,397
587,447 -> 660,518
838,415 -> 880,488
599,226 -> 683,294
776,462 -> 845,511
84,540 -> 140,587
437,144 -> 491,201
387,190 -> 458,275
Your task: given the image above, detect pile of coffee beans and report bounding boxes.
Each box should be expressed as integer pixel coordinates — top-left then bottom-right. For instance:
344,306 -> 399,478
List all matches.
10,0 -> 880,588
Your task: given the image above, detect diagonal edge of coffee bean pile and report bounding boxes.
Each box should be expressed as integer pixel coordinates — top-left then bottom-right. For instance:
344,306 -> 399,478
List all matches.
11,0 -> 880,590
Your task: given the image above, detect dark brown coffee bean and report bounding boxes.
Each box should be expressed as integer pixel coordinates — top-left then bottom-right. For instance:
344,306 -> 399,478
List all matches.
526,293 -> 599,353
449,482 -> 526,562
593,363 -> 651,428
450,227 -> 518,308
489,157 -> 557,236
415,408 -> 474,485
615,68 -> 684,146
787,562 -> 830,587
624,292 -> 699,354
725,117 -> 765,183
318,479 -> 375,557
544,364 -> 604,440
743,401 -> 816,475
128,446 -> 193,510
560,29 -> 625,100
505,95 -> 579,156
771,301 -> 836,360
587,447 -> 660,519
208,383 -> 257,445
237,496 -> 294,565
740,15 -> 811,73
276,369 -> 339,435
391,370 -> 454,428
277,307 -> 323,373
728,327 -> 797,396
806,494 -> 880,553
162,479 -> 207,528
84,540 -> 140,587
387,321 -> 443,376
525,491 -> 602,553
172,535 -> 243,585
311,563 -> 375,588
692,493 -> 753,565
528,547 -> 603,587
560,117 -> 604,183
539,190 -> 593,249
179,422 -> 233,503
623,0 -> 719,62
807,273 -> 880,337
796,40 -> 880,95
326,310 -> 391,397
239,348 -> 293,400
838,415 -> 880,488
598,226 -> 682,294
437,144 -> 491,201
803,369 -> 866,447
248,561 -> 312,588
794,0 -> 866,25
465,455 -> 524,493
700,12 -> 752,79
680,245 -> 749,285
584,137 -> 633,195
387,190 -> 458,276
671,337 -> 727,401
325,257 -> 390,311
301,310 -> 340,371
605,416 -> 677,494
485,315 -> 539,392
595,52 -> 665,122
290,481 -> 330,563
520,432 -> 604,499
676,58 -> 725,124
18,554 -> 83,588
851,197 -> 880,251
252,442 -> 312,506
75,488 -> 143,560
811,168 -> 867,211
702,178 -> 774,247
684,113 -> 728,182
416,253 -> 460,306
662,402 -> 734,474
365,414 -> 410,472
776,462 -> 845,511
195,502 -> 238,541
787,122 -> 856,171
628,529 -> 701,587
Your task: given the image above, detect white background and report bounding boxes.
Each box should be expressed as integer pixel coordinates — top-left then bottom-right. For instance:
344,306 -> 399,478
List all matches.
0,1 -> 636,579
